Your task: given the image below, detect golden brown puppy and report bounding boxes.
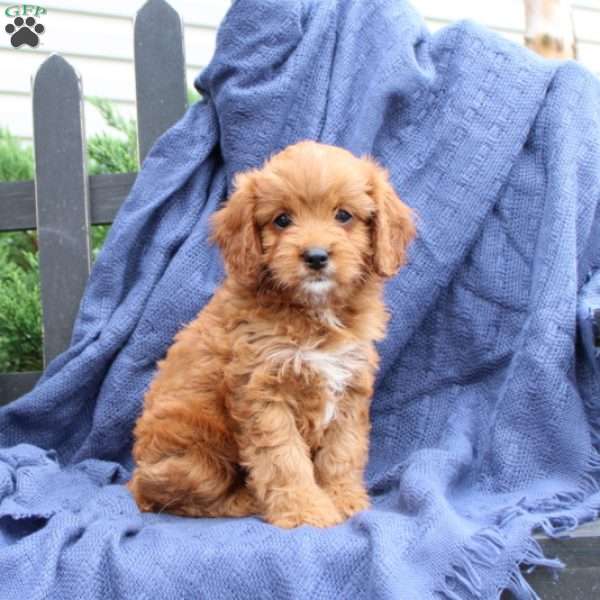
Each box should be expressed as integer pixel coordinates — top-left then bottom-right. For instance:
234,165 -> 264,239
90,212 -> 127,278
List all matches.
128,141 -> 415,528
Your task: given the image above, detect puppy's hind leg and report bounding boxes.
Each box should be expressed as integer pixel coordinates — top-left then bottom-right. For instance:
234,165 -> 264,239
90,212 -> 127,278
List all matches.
129,447 -> 254,518
204,485 -> 259,518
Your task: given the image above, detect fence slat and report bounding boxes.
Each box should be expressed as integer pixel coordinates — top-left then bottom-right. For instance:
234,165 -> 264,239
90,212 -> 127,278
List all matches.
134,0 -> 187,164
0,180 -> 35,231
33,54 -> 91,366
0,173 -> 136,232
0,372 -> 41,405
88,173 -> 136,224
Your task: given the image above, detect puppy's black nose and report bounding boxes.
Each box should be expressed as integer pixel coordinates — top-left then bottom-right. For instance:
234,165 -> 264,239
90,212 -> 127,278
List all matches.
303,247 -> 329,270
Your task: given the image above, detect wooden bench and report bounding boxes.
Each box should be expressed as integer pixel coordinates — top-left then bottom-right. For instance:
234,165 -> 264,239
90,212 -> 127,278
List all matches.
0,0 -> 598,596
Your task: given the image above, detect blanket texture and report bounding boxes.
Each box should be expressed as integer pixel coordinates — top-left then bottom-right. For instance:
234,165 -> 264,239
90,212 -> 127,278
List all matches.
2,0 -> 600,597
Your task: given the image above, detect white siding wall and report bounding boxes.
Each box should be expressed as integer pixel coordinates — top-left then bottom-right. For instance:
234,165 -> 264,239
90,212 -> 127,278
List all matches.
0,0 -> 231,142
1,0 -> 600,144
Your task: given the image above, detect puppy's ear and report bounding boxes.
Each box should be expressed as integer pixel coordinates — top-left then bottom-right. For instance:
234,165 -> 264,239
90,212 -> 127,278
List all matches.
366,159 -> 416,278
211,171 -> 263,286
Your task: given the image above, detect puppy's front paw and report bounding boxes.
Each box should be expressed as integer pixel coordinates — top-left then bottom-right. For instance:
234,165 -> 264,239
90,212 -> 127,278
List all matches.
325,483 -> 370,518
267,505 -> 344,529
265,491 -> 344,528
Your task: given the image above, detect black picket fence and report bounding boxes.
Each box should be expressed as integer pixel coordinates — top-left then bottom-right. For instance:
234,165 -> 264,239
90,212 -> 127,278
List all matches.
0,0 -> 188,404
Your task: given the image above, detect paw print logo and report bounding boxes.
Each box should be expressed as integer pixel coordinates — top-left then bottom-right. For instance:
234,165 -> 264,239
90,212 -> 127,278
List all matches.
5,16 -> 45,48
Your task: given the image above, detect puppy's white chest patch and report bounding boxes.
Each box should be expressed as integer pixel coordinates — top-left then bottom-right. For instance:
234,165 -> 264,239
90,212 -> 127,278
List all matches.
265,343 -> 368,426
322,399 -> 337,427
301,347 -> 357,395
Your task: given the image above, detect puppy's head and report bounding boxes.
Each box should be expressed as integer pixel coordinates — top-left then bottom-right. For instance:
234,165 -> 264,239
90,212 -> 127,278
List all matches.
211,141 -> 415,302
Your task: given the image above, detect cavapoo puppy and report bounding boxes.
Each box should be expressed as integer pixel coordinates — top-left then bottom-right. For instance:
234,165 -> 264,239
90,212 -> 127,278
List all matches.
129,141 -> 415,528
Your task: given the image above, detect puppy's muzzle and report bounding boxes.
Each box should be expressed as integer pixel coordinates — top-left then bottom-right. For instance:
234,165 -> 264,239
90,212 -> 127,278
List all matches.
303,247 -> 329,271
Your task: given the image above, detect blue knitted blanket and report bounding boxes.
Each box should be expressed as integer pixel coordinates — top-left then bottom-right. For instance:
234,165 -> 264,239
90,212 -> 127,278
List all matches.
2,1 -> 600,598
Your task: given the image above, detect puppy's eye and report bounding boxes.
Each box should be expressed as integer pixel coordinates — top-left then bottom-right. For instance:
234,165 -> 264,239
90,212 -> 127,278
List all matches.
335,209 -> 353,224
274,213 -> 293,229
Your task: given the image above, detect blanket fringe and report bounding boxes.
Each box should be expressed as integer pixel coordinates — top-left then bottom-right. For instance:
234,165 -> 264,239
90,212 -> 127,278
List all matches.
506,537 -> 563,600
438,528 -> 563,600
495,458 -> 600,537
437,527 -> 505,599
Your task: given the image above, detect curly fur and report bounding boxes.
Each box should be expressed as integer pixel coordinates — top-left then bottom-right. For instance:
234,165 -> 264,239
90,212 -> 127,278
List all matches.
128,141 -> 416,528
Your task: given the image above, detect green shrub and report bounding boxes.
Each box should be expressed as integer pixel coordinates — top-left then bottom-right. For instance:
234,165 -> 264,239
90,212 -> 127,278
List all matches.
87,97 -> 138,175
0,128 -> 34,182
0,248 -> 42,372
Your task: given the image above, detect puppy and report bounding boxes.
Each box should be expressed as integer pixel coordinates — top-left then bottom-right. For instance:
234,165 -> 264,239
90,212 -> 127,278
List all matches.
128,141 -> 415,528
